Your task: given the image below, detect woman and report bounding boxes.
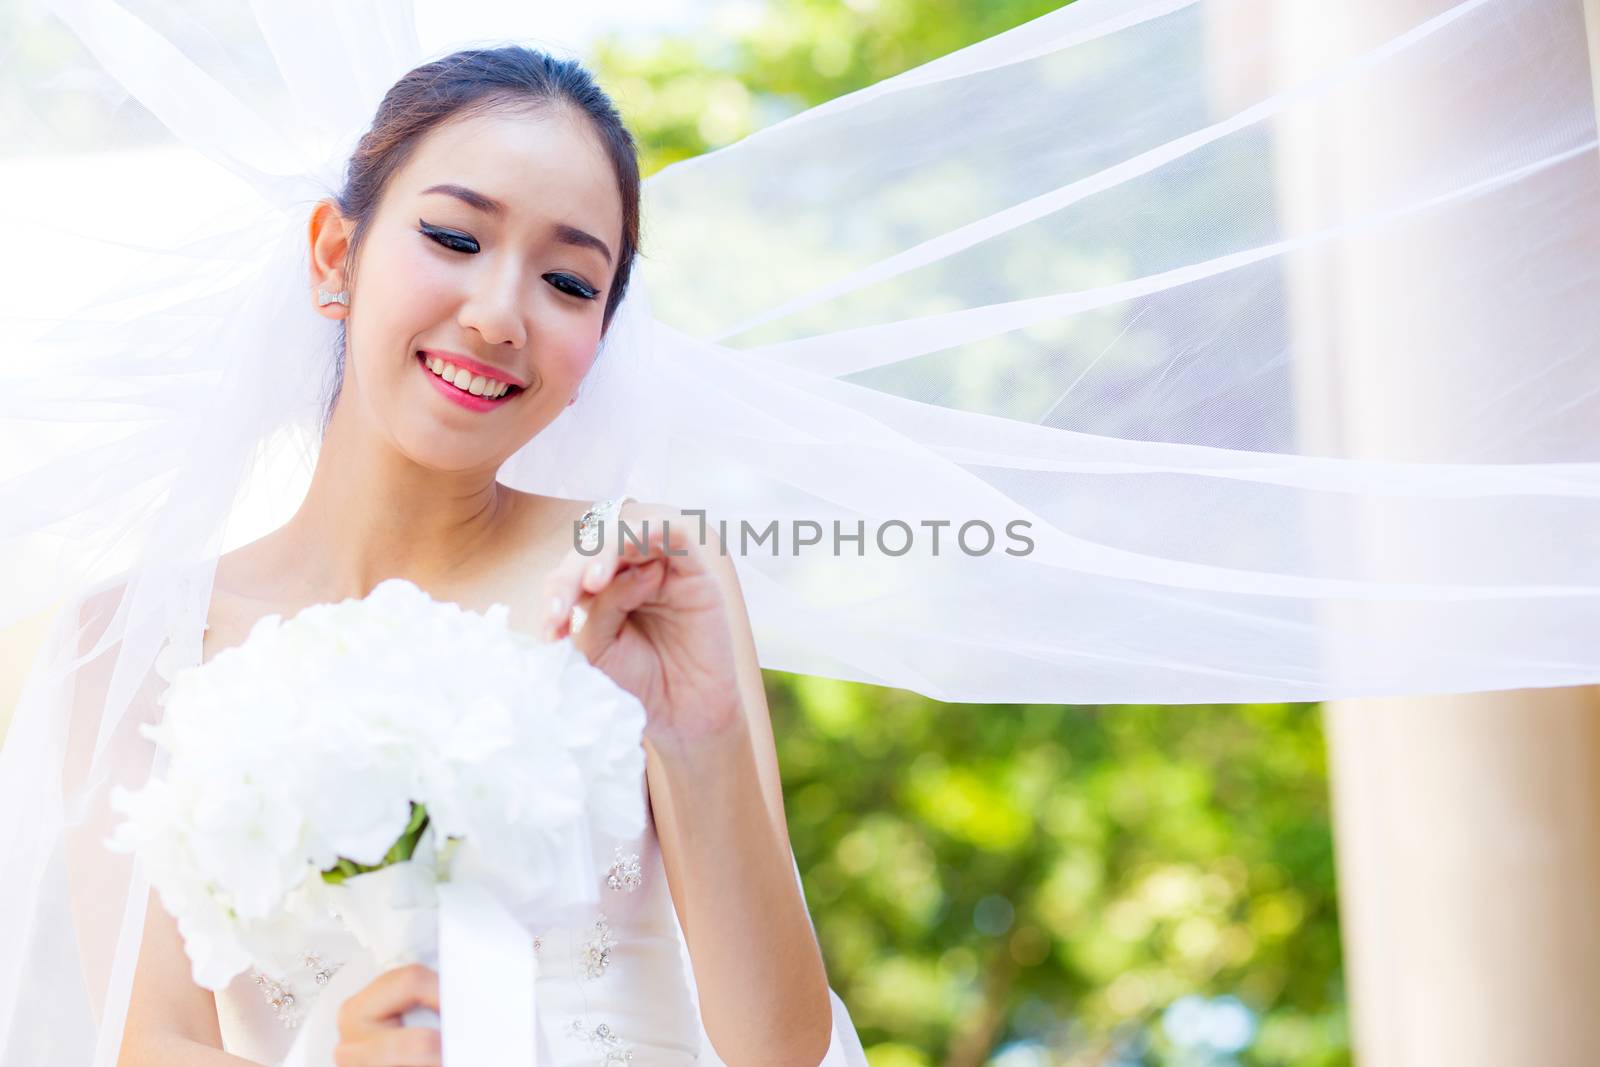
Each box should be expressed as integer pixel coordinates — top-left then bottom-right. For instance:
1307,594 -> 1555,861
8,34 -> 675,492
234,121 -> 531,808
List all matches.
4,1 -> 1598,1064
110,48 -> 848,1067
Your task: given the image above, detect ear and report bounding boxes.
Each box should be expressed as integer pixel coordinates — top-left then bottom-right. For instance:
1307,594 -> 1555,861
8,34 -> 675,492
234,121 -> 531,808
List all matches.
308,199 -> 354,321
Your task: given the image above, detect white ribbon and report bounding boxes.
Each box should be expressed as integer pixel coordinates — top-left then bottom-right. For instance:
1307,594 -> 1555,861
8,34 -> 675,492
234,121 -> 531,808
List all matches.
279,872 -> 549,1066
280,830 -> 602,1065
437,880 -> 540,1067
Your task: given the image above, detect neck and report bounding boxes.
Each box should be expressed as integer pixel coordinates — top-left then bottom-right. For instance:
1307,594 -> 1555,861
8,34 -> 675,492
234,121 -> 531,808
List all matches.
280,395 -> 518,602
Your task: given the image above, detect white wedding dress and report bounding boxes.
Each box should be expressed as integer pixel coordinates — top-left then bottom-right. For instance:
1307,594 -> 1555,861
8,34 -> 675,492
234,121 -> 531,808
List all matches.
207,500 -> 859,1067
215,773 -> 704,1065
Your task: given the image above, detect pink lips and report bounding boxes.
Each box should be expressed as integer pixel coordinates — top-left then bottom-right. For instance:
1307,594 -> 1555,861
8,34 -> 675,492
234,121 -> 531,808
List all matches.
418,352 -> 518,413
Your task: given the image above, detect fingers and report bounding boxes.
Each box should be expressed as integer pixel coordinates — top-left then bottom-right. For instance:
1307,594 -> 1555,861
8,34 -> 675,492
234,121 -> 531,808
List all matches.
337,963 -> 439,1036
543,515 -> 681,642
543,542 -> 620,643
570,559 -> 666,659
333,1026 -> 443,1067
334,964 -> 442,1066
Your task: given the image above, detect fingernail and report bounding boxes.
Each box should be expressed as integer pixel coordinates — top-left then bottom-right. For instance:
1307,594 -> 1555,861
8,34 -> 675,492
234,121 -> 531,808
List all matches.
587,559 -> 605,583
549,594 -> 566,621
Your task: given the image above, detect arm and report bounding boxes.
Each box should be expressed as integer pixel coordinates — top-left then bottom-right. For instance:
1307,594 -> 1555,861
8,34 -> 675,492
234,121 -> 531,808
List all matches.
118,889 -> 261,1067
643,512 -> 835,1067
62,586 -> 255,1067
118,890 -> 443,1067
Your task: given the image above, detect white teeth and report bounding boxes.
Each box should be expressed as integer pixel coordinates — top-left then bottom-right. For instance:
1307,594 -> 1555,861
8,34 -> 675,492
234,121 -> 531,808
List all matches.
423,356 -> 512,399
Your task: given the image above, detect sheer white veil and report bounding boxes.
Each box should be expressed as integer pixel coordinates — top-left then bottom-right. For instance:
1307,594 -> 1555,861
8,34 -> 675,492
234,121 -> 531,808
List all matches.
2,0 -> 1598,1061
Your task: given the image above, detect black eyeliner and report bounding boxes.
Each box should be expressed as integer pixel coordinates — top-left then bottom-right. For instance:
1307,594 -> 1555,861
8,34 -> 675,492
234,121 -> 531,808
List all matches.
418,218 -> 478,253
547,274 -> 600,300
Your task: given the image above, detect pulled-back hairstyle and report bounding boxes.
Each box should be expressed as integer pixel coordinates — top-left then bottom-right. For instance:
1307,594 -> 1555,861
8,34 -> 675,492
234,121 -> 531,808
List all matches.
323,46 -> 641,431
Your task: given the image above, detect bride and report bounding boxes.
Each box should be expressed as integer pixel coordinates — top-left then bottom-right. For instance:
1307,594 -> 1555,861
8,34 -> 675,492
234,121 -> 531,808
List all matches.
116,47 -> 845,1067
6,1 -> 1598,1064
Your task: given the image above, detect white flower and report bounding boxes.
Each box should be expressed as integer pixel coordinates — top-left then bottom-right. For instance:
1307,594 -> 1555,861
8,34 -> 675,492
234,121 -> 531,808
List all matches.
110,577 -> 648,989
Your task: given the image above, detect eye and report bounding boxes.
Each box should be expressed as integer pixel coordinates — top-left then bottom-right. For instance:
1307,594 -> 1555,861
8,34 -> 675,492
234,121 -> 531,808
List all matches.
545,273 -> 600,301
418,219 -> 478,254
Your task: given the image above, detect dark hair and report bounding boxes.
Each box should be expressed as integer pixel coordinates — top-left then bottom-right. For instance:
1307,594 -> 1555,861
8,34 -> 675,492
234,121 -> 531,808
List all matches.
322,46 -> 641,433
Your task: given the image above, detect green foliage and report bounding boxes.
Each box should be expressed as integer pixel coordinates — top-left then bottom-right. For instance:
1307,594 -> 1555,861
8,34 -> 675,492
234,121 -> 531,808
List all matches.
592,0 -> 1069,177
770,680 -> 1347,1066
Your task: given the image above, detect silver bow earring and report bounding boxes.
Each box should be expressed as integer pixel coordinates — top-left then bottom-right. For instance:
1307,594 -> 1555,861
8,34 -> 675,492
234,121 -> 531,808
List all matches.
316,288 -> 350,307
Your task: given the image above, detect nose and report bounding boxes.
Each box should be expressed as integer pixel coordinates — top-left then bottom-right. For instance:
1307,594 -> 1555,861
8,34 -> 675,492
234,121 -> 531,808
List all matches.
457,261 -> 528,350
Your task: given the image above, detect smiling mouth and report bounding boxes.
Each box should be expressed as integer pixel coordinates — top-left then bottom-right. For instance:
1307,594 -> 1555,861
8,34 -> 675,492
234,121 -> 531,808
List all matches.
417,352 -> 524,402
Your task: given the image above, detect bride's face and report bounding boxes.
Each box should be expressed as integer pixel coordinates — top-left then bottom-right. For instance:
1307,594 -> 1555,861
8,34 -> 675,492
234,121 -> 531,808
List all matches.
341,106 -> 624,473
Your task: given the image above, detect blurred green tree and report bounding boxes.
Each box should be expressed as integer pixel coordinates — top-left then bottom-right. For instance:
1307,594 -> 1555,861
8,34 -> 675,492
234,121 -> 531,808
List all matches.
769,679 -> 1346,1067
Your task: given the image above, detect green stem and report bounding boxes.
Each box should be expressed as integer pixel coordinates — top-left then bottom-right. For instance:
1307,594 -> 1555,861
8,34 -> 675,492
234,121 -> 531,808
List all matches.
321,802 -> 431,885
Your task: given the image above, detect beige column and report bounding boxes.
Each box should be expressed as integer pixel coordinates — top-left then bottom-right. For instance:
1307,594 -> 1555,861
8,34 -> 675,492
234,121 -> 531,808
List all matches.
1247,1 -> 1600,1064
1326,692 -> 1600,1066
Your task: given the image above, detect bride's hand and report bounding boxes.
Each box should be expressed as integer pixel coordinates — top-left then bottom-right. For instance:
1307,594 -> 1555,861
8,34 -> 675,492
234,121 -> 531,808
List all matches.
333,964 -> 441,1067
542,504 -> 743,744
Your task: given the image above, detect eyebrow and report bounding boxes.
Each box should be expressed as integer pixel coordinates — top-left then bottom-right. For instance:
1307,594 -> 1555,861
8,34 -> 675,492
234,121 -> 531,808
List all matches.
421,183 -> 613,266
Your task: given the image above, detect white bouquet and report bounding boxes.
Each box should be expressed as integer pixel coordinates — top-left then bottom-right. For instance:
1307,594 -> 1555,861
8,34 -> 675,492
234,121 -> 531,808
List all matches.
109,577 -> 648,998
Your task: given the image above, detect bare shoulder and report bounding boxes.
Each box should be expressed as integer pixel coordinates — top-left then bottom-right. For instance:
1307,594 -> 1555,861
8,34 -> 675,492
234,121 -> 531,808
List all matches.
614,499 -> 725,545
610,500 -> 715,552
507,489 -> 603,557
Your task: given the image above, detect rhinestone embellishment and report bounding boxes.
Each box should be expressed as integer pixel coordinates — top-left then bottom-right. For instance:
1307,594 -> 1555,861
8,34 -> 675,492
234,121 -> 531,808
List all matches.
577,496 -> 628,553
303,952 -> 342,987
582,914 -> 617,979
567,1019 -> 634,1065
252,972 -> 301,1029
606,847 -> 642,893
251,952 -> 344,1029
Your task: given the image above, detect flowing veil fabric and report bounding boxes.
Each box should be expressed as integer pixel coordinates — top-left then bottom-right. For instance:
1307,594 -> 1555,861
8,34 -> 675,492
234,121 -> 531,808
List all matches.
1,0 -> 1597,1061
